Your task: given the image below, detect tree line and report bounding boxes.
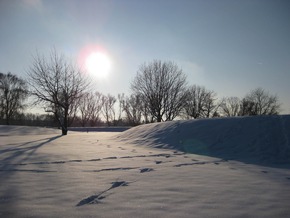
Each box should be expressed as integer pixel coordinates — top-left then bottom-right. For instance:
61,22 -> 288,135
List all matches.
0,50 -> 281,135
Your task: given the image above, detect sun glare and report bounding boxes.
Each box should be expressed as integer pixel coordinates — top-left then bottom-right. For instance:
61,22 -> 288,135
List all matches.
85,52 -> 111,79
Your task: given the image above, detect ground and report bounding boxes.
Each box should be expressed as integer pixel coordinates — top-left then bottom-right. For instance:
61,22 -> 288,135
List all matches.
0,124 -> 290,217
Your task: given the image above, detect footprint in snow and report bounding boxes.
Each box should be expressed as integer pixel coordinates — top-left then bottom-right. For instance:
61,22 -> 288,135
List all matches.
103,157 -> 117,160
140,168 -> 154,173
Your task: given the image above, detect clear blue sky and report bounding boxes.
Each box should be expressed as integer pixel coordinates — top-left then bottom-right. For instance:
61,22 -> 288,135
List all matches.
1,0 -> 290,114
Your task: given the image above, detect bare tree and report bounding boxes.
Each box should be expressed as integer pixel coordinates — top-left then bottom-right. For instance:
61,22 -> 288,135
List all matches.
117,93 -> 125,123
79,92 -> 94,127
240,88 -> 280,116
79,91 -> 103,127
101,94 -> 116,126
90,91 -> 103,126
122,94 -> 143,126
0,72 -> 28,124
202,90 -> 219,118
27,49 -> 90,135
131,60 -> 187,122
183,85 -> 217,119
220,97 -> 241,117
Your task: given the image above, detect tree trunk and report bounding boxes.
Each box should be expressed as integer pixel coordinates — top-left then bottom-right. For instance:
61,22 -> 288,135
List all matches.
156,116 -> 162,122
62,108 -> 68,135
62,127 -> 67,135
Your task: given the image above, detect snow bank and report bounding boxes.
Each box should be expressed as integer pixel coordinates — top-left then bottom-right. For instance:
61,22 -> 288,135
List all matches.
117,115 -> 290,164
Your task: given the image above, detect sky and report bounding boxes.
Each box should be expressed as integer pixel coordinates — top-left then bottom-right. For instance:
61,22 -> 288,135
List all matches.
0,0 -> 290,114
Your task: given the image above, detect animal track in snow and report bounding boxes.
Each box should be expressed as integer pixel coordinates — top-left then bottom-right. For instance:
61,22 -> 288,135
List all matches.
103,157 -> 117,160
174,160 -> 226,167
2,153 -> 174,169
140,168 -> 154,173
87,158 -> 101,162
84,167 -> 138,173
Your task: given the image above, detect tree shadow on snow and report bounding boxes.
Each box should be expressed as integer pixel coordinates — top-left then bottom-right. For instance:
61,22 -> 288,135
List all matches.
0,135 -> 63,174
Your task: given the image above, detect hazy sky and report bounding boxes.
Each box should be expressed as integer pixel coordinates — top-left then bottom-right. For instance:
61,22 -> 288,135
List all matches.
1,0 -> 290,113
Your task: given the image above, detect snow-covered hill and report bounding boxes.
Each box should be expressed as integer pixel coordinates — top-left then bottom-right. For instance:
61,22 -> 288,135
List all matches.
118,115 -> 290,164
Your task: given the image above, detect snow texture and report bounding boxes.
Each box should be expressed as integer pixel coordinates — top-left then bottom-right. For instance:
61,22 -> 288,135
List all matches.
118,115 -> 290,164
0,115 -> 290,217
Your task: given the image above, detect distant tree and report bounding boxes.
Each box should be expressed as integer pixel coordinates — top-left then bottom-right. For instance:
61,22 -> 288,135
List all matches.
27,49 -> 90,135
79,91 -> 103,127
101,94 -> 116,126
0,72 -> 28,125
22,113 -> 55,126
183,85 -> 218,119
117,93 -> 125,124
203,90 -> 220,118
240,88 -> 280,116
220,97 -> 241,117
239,99 -> 255,116
131,60 -> 187,122
79,92 -> 94,127
122,94 -> 143,126
89,91 -> 103,126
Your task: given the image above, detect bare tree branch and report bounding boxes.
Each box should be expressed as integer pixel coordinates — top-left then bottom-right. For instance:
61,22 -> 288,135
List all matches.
27,49 -> 90,135
131,60 -> 187,122
240,88 -> 280,116
0,72 -> 28,124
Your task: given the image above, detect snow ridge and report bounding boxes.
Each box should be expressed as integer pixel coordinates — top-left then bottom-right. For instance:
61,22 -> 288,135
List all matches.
117,115 -> 290,164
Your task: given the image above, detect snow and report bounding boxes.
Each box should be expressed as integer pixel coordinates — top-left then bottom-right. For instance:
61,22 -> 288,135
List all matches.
1,115 -> 290,217
117,115 -> 290,165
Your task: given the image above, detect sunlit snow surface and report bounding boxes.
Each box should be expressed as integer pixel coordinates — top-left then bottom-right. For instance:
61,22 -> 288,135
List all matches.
1,116 -> 290,217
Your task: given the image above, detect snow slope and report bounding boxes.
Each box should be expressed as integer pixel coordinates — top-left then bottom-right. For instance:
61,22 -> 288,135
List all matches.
118,115 -> 290,164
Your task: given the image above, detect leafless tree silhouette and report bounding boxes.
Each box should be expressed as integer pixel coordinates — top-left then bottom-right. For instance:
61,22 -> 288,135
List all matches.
240,88 -> 280,116
131,60 -> 187,122
183,85 -> 218,119
101,94 -> 116,126
220,97 -> 241,117
122,94 -> 143,126
0,72 -> 28,124
27,49 -> 90,135
78,91 -> 103,127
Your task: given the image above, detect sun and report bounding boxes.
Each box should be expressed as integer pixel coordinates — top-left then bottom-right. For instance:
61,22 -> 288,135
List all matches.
85,52 -> 111,78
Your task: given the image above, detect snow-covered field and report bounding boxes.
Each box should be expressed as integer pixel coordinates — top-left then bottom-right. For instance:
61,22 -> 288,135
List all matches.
1,116 -> 290,217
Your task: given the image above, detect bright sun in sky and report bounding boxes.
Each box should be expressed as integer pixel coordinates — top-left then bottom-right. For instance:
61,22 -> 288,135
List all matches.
85,52 -> 111,79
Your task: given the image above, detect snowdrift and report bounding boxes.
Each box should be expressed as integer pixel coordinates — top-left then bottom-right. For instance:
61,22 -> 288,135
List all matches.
118,115 -> 290,164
